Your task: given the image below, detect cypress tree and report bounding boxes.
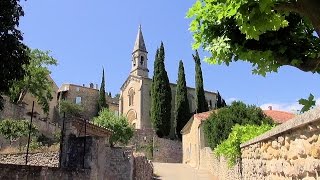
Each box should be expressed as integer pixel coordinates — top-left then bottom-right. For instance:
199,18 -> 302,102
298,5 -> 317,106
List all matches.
151,42 -> 172,137
193,50 -> 208,113
98,68 -> 108,113
175,60 -> 190,139
216,91 -> 227,109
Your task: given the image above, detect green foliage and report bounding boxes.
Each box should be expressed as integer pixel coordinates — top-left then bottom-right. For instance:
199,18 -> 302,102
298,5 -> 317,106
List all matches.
0,119 -> 39,144
175,60 -> 191,139
0,0 -> 30,110
94,108 -> 134,147
9,49 -> 57,113
59,100 -> 84,117
98,68 -> 108,113
151,42 -> 172,138
299,93 -> 316,113
215,124 -> 273,167
193,50 -> 209,113
187,0 -> 320,75
204,101 -> 273,149
216,91 -> 227,109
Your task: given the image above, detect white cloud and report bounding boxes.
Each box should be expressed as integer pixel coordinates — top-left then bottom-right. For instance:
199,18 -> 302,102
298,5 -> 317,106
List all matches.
260,98 -> 320,113
226,97 -> 238,104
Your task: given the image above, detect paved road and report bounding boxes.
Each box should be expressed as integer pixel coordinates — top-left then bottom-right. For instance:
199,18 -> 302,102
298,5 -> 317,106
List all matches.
153,163 -> 217,180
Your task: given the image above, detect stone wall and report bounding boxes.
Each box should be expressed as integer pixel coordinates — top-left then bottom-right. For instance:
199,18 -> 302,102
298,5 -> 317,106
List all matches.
130,129 -> 154,159
105,147 -> 134,180
0,163 -> 90,180
0,96 -> 25,120
153,136 -> 182,163
240,107 -> 320,179
133,152 -> 153,180
0,152 -> 59,167
199,147 -> 241,180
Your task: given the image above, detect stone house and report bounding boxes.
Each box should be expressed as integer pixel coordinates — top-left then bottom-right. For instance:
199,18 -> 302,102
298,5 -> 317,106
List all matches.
181,111 -> 213,168
57,83 -> 119,120
181,108 -> 295,169
119,25 -> 217,130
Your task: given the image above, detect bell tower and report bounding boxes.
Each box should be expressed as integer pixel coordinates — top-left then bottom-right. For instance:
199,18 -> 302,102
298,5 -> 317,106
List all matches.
131,25 -> 149,77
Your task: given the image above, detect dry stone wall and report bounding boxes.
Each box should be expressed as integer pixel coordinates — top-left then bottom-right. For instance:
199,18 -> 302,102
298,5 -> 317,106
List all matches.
199,147 -> 241,180
0,163 -> 90,180
0,152 -> 59,167
153,136 -> 182,163
133,152 -> 153,180
240,107 -> 320,179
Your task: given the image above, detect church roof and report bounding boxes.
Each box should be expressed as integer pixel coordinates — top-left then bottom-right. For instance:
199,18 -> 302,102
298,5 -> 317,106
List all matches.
133,25 -> 147,53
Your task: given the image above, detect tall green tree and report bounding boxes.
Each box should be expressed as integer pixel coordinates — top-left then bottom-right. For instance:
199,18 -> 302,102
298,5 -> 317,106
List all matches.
175,60 -> 190,139
9,49 -> 57,114
193,50 -> 208,113
151,42 -> 172,138
216,91 -> 227,109
98,68 -> 108,113
0,0 -> 30,110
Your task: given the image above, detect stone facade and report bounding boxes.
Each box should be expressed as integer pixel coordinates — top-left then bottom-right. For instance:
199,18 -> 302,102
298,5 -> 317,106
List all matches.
153,136 -> 182,163
58,83 -> 119,120
181,111 -> 212,168
119,26 -> 217,130
240,107 -> 320,179
0,152 -> 59,167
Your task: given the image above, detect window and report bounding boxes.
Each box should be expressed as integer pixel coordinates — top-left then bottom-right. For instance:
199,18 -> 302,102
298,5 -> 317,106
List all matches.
140,56 -> 144,65
128,88 -> 135,106
76,87 -> 80,92
209,100 -> 212,107
75,96 -> 82,104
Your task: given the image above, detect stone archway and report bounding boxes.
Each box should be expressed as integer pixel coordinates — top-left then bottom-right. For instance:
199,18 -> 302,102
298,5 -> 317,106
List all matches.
126,109 -> 137,128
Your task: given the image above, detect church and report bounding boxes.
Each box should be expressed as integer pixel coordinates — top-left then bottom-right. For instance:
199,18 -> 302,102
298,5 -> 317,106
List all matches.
119,26 -> 217,129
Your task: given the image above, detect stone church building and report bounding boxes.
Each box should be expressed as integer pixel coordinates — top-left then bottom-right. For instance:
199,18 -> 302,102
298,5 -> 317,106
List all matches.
119,26 -> 217,129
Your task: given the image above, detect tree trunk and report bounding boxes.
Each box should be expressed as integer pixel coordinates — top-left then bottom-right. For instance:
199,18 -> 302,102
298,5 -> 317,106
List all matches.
17,88 -> 28,104
277,0 -> 320,37
297,0 -> 320,37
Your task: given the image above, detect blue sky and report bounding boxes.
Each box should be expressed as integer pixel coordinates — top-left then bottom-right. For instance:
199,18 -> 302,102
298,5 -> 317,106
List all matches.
19,0 -> 319,112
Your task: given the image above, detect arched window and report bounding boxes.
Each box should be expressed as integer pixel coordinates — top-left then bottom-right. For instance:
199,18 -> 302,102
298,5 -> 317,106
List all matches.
140,56 -> 144,65
128,88 -> 135,106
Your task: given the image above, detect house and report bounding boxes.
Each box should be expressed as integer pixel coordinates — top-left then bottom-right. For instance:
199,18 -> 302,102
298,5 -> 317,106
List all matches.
181,111 -> 213,168
181,107 -> 294,168
57,83 -> 119,120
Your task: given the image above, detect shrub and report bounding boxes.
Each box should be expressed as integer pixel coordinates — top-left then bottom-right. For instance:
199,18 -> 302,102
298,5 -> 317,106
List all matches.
204,101 -> 273,149
215,124 -> 274,167
59,100 -> 84,117
93,108 -> 134,147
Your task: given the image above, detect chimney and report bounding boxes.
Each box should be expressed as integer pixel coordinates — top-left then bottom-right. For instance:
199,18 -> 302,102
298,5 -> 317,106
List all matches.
89,83 -> 94,88
268,106 -> 272,110
96,84 -> 98,89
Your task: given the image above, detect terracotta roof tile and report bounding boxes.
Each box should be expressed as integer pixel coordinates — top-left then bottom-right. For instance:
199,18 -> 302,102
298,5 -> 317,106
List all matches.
194,111 -> 214,121
263,110 -> 295,124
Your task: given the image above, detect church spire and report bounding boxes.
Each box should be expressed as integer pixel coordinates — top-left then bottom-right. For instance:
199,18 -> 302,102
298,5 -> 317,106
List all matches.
133,25 -> 147,53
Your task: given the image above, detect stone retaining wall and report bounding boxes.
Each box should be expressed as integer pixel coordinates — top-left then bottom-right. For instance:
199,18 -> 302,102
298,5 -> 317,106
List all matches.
153,136 -> 182,163
199,147 -> 241,180
133,152 -> 153,180
0,163 -> 90,180
0,152 -> 59,167
240,107 -> 320,179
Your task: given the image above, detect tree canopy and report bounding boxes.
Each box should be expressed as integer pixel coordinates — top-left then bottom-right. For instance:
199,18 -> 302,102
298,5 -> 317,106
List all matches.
204,101 -> 273,149
9,49 -> 57,114
0,0 -> 30,110
93,108 -> 133,147
187,0 -> 320,76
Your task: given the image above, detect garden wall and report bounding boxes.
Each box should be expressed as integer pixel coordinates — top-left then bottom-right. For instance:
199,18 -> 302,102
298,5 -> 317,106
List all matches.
0,152 -> 59,167
240,107 -> 320,179
153,136 -> 182,163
